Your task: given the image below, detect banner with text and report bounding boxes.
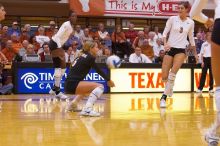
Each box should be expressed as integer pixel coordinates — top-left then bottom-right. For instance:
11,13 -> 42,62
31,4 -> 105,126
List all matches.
69,0 -> 183,18
17,68 -> 109,94
110,68 -> 191,92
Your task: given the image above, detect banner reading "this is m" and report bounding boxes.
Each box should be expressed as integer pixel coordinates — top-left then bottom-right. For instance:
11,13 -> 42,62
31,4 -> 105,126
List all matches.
69,0 -> 183,18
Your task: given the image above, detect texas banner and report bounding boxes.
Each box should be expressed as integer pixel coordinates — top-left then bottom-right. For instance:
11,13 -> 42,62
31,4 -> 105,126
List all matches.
70,0 -> 186,18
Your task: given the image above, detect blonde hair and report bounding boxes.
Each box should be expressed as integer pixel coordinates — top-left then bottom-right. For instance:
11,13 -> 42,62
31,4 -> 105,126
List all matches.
78,41 -> 96,56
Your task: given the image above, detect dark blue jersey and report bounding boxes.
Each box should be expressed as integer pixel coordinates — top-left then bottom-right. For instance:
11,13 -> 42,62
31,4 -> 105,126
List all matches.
66,52 -> 110,81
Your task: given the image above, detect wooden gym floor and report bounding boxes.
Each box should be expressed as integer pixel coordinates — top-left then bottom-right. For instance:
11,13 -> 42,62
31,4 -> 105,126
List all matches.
0,93 -> 216,146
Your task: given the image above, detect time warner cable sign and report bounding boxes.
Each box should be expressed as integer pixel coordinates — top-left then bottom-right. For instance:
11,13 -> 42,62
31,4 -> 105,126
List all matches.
17,68 -> 109,93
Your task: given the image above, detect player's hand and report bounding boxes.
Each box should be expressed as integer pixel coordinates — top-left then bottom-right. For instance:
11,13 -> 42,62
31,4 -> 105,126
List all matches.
164,43 -> 171,51
205,18 -> 214,28
201,62 -> 204,68
107,80 -> 115,87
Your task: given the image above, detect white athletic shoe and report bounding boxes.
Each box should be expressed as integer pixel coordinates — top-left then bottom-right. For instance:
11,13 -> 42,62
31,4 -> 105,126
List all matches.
49,89 -> 56,95
205,131 -> 219,146
196,89 -> 202,94
209,90 -> 214,94
160,99 -> 166,108
56,92 -> 68,100
80,108 -> 101,117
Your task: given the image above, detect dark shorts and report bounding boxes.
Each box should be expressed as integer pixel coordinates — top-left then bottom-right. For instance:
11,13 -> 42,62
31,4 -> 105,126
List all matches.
165,47 -> 186,57
64,80 -> 80,94
212,19 -> 220,45
49,39 -> 58,51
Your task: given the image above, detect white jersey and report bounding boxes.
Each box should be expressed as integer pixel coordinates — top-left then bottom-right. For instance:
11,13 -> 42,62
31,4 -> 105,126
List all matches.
36,35 -> 50,47
129,53 -> 152,63
190,0 -> 220,22
163,16 -> 195,48
200,41 -> 212,57
52,21 -> 73,48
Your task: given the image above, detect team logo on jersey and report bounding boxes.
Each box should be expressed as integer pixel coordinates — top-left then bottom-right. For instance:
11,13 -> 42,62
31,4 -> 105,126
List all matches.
21,73 -> 39,89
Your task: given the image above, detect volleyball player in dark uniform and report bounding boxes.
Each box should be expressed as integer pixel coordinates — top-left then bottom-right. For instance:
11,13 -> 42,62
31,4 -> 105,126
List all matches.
190,0 -> 220,145
48,11 -> 76,99
65,41 -> 115,116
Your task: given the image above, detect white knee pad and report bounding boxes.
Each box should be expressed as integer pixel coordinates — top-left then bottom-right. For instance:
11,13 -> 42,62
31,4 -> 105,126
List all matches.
168,72 -> 176,84
54,68 -> 62,78
92,85 -> 104,99
61,69 -> 66,76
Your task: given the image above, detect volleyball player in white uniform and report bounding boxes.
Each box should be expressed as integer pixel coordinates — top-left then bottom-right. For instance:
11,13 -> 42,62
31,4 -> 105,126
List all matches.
160,1 -> 198,108
48,11 -> 77,99
190,0 -> 220,145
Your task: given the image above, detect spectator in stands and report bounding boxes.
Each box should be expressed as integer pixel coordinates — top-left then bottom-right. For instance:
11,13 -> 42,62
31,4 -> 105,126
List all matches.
20,27 -> 30,42
125,23 -> 138,44
155,50 -> 165,64
95,23 -> 112,49
1,26 -> 9,49
65,42 -> 80,63
87,25 -> 95,37
103,46 -> 112,57
112,25 -> 130,56
2,40 -> 18,62
46,20 -> 56,38
8,21 -> 21,36
148,31 -> 156,47
24,24 -> 34,38
39,42 -> 51,62
129,47 -> 152,63
154,26 -> 163,40
64,30 -> 81,50
35,26 -> 50,47
143,25 -> 150,39
75,25 -> 84,40
195,32 -> 204,54
133,31 -> 146,49
18,40 -> 29,60
30,36 -> 40,53
0,52 -> 13,95
82,28 -> 93,43
23,44 -> 40,62
11,32 -> 22,53
140,39 -> 154,60
153,38 -> 164,57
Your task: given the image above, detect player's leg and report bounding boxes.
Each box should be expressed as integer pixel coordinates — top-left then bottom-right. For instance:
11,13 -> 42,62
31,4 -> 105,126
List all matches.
160,52 -> 186,108
49,48 -> 68,99
197,58 -> 208,93
75,81 -> 104,116
205,19 -> 220,145
160,53 -> 173,108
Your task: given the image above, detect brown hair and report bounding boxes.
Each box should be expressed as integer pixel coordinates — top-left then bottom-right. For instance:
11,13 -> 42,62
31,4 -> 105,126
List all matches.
179,1 -> 191,11
0,3 -> 3,8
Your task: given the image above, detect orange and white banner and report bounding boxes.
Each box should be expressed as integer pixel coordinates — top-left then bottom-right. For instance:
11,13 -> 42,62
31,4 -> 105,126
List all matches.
110,69 -> 191,92
69,0 -> 183,18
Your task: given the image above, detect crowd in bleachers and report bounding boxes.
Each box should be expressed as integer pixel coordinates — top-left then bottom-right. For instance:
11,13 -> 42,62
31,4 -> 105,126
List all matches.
0,19 -> 208,94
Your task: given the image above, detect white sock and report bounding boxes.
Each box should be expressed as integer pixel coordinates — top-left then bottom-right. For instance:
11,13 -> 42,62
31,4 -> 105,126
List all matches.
215,87 -> 220,112
164,72 -> 176,96
85,86 -> 104,109
54,68 -> 62,88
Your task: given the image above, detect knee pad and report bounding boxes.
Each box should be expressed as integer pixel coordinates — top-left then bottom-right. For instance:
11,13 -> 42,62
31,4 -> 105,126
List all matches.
61,69 -> 66,76
54,68 -> 62,78
168,72 -> 176,84
91,85 -> 104,99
